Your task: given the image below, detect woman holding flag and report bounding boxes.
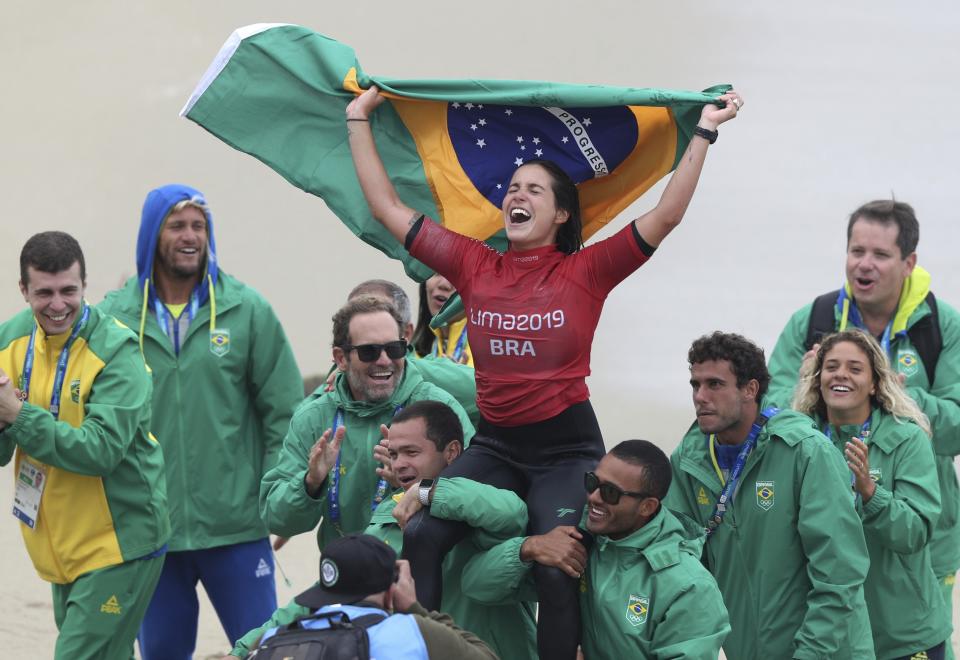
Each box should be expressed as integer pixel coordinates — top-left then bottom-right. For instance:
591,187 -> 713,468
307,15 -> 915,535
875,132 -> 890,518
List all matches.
347,84 -> 742,659
793,330 -> 950,660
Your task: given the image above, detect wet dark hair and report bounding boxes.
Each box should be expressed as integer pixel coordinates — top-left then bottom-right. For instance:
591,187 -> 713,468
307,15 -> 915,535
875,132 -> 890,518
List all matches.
520,159 -> 583,254
847,199 -> 919,259
20,231 -> 86,285
688,331 -> 770,403
609,440 -> 672,500
391,400 -> 464,452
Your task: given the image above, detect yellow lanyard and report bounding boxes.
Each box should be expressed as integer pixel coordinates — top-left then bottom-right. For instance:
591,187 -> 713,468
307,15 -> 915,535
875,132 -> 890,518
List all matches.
708,435 -> 726,486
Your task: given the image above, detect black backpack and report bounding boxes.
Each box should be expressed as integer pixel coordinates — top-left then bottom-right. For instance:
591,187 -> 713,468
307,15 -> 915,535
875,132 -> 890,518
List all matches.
805,289 -> 942,384
249,610 -> 386,660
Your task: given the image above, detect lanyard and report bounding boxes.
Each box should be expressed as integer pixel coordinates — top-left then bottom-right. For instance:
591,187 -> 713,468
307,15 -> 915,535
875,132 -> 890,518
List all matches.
20,303 -> 90,419
153,290 -> 200,354
838,289 -> 894,355
327,405 -> 402,531
433,327 -> 468,362
823,416 -> 872,505
705,406 -> 779,537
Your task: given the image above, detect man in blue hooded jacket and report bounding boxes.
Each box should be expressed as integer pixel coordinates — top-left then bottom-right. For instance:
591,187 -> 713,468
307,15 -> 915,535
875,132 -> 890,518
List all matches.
99,185 -> 303,659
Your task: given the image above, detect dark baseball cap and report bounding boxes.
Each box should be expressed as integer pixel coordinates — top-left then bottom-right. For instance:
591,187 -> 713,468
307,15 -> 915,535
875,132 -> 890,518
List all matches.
294,534 -> 398,609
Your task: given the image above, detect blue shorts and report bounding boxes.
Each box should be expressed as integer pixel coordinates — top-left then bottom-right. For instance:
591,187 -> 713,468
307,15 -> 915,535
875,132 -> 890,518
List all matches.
138,538 -> 277,660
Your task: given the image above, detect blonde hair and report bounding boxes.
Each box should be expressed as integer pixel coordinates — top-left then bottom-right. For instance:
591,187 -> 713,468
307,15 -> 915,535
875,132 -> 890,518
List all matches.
169,195 -> 210,219
793,330 -> 931,436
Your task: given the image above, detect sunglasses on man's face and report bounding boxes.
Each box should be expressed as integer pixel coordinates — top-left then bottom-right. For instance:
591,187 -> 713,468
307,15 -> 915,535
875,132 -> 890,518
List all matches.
584,471 -> 651,505
343,340 -> 407,363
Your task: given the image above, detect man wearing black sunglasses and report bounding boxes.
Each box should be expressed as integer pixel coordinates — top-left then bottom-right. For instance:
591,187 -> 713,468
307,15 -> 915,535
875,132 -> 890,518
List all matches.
261,297 -> 475,554
461,440 -> 731,659
665,332 -> 873,660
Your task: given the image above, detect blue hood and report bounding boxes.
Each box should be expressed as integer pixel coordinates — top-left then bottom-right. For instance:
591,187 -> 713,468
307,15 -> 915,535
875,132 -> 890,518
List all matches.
136,183 -> 219,307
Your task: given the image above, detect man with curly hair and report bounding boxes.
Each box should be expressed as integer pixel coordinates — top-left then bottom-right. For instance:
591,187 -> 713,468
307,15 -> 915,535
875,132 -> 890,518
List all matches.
664,332 -> 874,660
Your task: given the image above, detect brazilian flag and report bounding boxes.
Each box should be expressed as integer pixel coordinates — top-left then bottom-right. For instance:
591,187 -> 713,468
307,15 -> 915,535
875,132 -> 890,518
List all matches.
182,24 -> 728,290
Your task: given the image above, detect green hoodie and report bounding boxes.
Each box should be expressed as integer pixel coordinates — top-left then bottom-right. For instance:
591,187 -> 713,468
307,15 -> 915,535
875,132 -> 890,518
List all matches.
768,267 -> 960,576
100,272 -> 302,551
260,364 -> 475,550
820,410 -> 951,658
461,507 -> 730,660
664,409 -> 875,660
231,477 -> 535,659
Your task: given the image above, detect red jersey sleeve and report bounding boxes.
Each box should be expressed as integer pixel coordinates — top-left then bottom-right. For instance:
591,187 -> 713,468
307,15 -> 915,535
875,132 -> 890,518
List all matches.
407,217 -> 495,291
577,221 -> 653,295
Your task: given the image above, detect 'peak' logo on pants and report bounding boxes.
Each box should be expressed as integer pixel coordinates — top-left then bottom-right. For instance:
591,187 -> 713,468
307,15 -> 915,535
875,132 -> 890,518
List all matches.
255,558 -> 272,578
100,595 -> 121,615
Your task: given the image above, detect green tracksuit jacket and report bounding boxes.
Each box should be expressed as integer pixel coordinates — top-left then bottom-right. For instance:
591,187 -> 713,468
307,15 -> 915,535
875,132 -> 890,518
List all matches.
0,306 -> 170,584
260,365 -> 475,550
100,272 -> 302,551
461,507 -> 730,660
665,409 -> 875,660
821,410 -> 951,658
768,266 -> 960,576
232,477 -> 535,659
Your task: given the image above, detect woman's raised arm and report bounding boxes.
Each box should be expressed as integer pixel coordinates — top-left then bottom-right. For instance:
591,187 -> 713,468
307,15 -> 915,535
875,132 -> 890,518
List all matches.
347,87 -> 421,244
633,91 -> 743,247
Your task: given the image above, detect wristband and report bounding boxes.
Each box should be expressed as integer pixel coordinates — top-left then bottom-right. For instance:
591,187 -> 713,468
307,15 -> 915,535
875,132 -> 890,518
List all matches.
693,125 -> 718,144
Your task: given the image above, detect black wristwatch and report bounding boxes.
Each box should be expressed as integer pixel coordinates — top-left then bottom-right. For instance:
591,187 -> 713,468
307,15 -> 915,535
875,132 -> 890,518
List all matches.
418,479 -> 435,507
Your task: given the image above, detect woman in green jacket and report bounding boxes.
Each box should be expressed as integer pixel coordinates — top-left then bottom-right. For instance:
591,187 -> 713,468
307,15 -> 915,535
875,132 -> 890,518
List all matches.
794,330 -> 951,660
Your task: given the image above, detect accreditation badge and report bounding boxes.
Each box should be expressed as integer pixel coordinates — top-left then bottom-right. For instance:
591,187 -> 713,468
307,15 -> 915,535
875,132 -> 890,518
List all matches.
756,481 -> 775,511
13,460 -> 47,529
210,328 -> 231,357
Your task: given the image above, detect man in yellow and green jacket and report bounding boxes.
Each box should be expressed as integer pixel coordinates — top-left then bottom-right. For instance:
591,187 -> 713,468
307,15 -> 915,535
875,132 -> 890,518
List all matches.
0,231 -> 169,660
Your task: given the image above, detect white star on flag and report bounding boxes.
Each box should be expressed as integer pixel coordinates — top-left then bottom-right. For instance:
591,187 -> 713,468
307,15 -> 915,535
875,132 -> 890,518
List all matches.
470,124 -> 477,130
516,136 -> 524,143
562,136 -> 569,143
478,119 -> 487,126
532,137 -> 541,144
535,148 -> 543,157
583,117 -> 592,126
505,109 -> 513,116
514,157 -> 523,166
466,103 -> 475,109
476,139 -> 486,148
451,102 -> 460,109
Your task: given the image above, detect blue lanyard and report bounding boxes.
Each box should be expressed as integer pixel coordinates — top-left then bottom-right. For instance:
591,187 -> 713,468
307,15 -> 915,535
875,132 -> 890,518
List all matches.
153,291 -> 200,354
20,304 -> 90,420
705,407 -> 779,537
433,328 -> 468,362
823,416 -> 871,505
840,289 -> 895,355
327,405 -> 402,529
